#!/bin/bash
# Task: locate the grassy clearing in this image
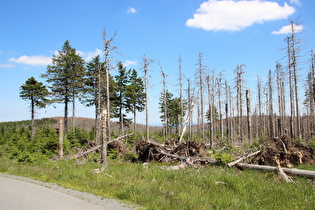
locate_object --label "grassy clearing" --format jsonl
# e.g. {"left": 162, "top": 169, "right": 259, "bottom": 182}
{"left": 0, "top": 159, "right": 314, "bottom": 210}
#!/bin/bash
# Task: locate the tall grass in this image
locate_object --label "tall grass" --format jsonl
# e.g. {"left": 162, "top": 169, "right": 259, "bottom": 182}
{"left": 0, "top": 159, "right": 314, "bottom": 209}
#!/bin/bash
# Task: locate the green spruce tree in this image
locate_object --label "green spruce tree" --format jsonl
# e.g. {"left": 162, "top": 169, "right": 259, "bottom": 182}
{"left": 19, "top": 77, "right": 49, "bottom": 138}
{"left": 42, "top": 40, "right": 85, "bottom": 133}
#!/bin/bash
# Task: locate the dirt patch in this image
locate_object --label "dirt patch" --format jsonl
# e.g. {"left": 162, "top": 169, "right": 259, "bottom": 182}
{"left": 253, "top": 135, "right": 315, "bottom": 167}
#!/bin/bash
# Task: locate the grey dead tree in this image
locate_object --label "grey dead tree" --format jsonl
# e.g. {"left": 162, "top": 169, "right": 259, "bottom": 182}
{"left": 141, "top": 54, "right": 154, "bottom": 141}
{"left": 304, "top": 50, "right": 315, "bottom": 139}
{"left": 216, "top": 72, "right": 224, "bottom": 138}
{"left": 178, "top": 55, "right": 185, "bottom": 136}
{"left": 257, "top": 75, "right": 263, "bottom": 138}
{"left": 206, "top": 73, "right": 215, "bottom": 148}
{"left": 276, "top": 62, "right": 286, "bottom": 137}
{"left": 246, "top": 89, "right": 251, "bottom": 142}
{"left": 195, "top": 52, "right": 207, "bottom": 141}
{"left": 101, "top": 30, "right": 118, "bottom": 169}
{"left": 159, "top": 62, "right": 168, "bottom": 141}
{"left": 285, "top": 19, "right": 303, "bottom": 139}
{"left": 234, "top": 64, "right": 246, "bottom": 143}
{"left": 225, "top": 80, "right": 231, "bottom": 140}
{"left": 187, "top": 78, "right": 193, "bottom": 141}
{"left": 268, "top": 69, "right": 275, "bottom": 137}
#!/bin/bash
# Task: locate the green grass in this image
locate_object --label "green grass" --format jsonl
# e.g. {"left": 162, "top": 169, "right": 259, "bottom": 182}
{"left": 0, "top": 158, "right": 314, "bottom": 210}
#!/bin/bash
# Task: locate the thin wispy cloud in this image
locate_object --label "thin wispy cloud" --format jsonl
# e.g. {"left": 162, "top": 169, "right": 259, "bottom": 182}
{"left": 127, "top": 7, "right": 137, "bottom": 14}
{"left": 9, "top": 55, "right": 52, "bottom": 66}
{"left": 272, "top": 24, "right": 304, "bottom": 35}
{"left": 290, "top": 0, "right": 301, "bottom": 6}
{"left": 0, "top": 63, "right": 14, "bottom": 68}
{"left": 78, "top": 49, "right": 103, "bottom": 61}
{"left": 124, "top": 60, "right": 138, "bottom": 67}
{"left": 186, "top": 0, "right": 296, "bottom": 32}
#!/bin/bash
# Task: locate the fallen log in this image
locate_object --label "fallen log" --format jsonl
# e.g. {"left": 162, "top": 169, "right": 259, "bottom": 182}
{"left": 227, "top": 150, "right": 261, "bottom": 167}
{"left": 237, "top": 163, "right": 315, "bottom": 179}
{"left": 67, "top": 134, "right": 133, "bottom": 160}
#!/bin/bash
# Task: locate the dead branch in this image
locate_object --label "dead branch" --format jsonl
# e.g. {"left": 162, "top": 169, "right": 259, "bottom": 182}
{"left": 67, "top": 134, "right": 133, "bottom": 160}
{"left": 156, "top": 148, "right": 216, "bottom": 165}
{"left": 227, "top": 150, "right": 261, "bottom": 167}
{"left": 275, "top": 166, "right": 294, "bottom": 183}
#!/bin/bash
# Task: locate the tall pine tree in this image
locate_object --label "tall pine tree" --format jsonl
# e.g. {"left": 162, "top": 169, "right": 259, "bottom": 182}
{"left": 42, "top": 40, "right": 85, "bottom": 133}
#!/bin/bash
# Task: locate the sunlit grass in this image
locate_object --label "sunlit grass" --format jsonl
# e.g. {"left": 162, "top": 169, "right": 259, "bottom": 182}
{"left": 0, "top": 159, "right": 314, "bottom": 209}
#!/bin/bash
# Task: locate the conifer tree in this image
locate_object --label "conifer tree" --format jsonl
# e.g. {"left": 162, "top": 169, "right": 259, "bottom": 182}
{"left": 42, "top": 40, "right": 85, "bottom": 133}
{"left": 113, "top": 62, "right": 130, "bottom": 135}
{"left": 126, "top": 68, "right": 145, "bottom": 133}
{"left": 20, "top": 77, "right": 49, "bottom": 138}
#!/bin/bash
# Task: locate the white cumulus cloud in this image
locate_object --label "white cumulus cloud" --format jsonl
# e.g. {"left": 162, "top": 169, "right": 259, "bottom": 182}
{"left": 9, "top": 55, "right": 52, "bottom": 66}
{"left": 127, "top": 7, "right": 137, "bottom": 14}
{"left": 124, "top": 60, "right": 138, "bottom": 67}
{"left": 272, "top": 24, "right": 304, "bottom": 35}
{"left": 186, "top": 0, "right": 296, "bottom": 31}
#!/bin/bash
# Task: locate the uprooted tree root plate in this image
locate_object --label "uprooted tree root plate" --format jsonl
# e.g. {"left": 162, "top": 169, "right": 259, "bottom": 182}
{"left": 251, "top": 135, "right": 315, "bottom": 167}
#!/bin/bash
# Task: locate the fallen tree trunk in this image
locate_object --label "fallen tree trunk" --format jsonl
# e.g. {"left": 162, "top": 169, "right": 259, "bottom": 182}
{"left": 227, "top": 150, "right": 260, "bottom": 167}
{"left": 67, "top": 134, "right": 133, "bottom": 160}
{"left": 237, "top": 163, "right": 315, "bottom": 179}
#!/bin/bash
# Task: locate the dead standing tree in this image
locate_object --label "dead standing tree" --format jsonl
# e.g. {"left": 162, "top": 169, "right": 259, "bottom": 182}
{"left": 195, "top": 52, "right": 207, "bottom": 141}
{"left": 276, "top": 63, "right": 286, "bottom": 137}
{"left": 234, "top": 64, "right": 246, "bottom": 143}
{"left": 141, "top": 54, "right": 154, "bottom": 141}
{"left": 159, "top": 63, "right": 168, "bottom": 141}
{"left": 101, "top": 30, "right": 118, "bottom": 169}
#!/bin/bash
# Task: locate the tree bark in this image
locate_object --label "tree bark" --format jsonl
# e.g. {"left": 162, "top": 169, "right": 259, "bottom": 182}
{"left": 58, "top": 119, "right": 64, "bottom": 159}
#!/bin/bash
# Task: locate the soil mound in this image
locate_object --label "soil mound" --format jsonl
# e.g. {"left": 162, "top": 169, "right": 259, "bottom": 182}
{"left": 254, "top": 135, "right": 315, "bottom": 167}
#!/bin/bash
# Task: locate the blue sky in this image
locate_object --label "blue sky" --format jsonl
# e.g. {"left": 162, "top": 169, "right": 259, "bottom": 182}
{"left": 0, "top": 0, "right": 314, "bottom": 125}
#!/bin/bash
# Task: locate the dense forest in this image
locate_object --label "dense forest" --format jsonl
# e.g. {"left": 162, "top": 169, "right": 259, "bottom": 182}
{"left": 2, "top": 20, "right": 315, "bottom": 166}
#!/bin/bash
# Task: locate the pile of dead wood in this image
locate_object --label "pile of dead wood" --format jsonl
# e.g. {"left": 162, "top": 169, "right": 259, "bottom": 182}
{"left": 227, "top": 135, "right": 315, "bottom": 180}
{"left": 136, "top": 139, "right": 216, "bottom": 165}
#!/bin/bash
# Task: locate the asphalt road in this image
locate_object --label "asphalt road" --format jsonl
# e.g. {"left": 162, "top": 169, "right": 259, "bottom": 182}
{"left": 0, "top": 174, "right": 133, "bottom": 210}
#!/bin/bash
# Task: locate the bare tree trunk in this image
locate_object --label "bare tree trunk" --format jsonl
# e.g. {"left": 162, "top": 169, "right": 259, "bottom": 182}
{"left": 257, "top": 76, "right": 263, "bottom": 137}
{"left": 187, "top": 79, "right": 193, "bottom": 142}
{"left": 161, "top": 68, "right": 168, "bottom": 142}
{"left": 225, "top": 81, "right": 230, "bottom": 139}
{"left": 268, "top": 69, "right": 275, "bottom": 137}
{"left": 58, "top": 119, "right": 64, "bottom": 159}
{"left": 72, "top": 95, "right": 76, "bottom": 131}
{"left": 217, "top": 73, "right": 223, "bottom": 138}
{"left": 235, "top": 65, "right": 245, "bottom": 143}
{"left": 31, "top": 97, "right": 35, "bottom": 139}
{"left": 197, "top": 52, "right": 206, "bottom": 141}
{"left": 141, "top": 55, "right": 154, "bottom": 141}
{"left": 289, "top": 21, "right": 301, "bottom": 139}
{"left": 95, "top": 64, "right": 102, "bottom": 145}
{"left": 178, "top": 56, "right": 184, "bottom": 136}
{"left": 246, "top": 90, "right": 251, "bottom": 142}
{"left": 64, "top": 95, "right": 69, "bottom": 134}
{"left": 101, "top": 29, "right": 117, "bottom": 168}
{"left": 287, "top": 37, "right": 295, "bottom": 139}
{"left": 101, "top": 109, "right": 108, "bottom": 168}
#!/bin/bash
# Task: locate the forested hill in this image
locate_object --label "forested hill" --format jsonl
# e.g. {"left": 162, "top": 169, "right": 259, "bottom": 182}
{"left": 0, "top": 117, "right": 162, "bottom": 133}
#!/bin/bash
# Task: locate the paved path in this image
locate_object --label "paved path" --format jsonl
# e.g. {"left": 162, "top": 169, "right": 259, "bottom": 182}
{"left": 0, "top": 174, "right": 133, "bottom": 210}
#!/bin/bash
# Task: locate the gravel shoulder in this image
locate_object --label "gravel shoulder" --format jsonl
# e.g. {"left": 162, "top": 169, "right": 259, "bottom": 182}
{"left": 0, "top": 173, "right": 136, "bottom": 210}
